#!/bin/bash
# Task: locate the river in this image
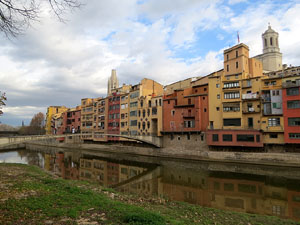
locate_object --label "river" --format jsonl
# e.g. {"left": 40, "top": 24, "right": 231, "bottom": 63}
{"left": 1, "top": 148, "right": 300, "bottom": 222}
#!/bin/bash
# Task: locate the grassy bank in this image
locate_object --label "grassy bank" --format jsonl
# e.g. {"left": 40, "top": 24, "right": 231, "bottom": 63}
{"left": 0, "top": 163, "right": 298, "bottom": 225}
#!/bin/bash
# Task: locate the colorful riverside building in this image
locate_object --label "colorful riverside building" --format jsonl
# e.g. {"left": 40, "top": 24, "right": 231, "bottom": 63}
{"left": 162, "top": 75, "right": 209, "bottom": 148}
{"left": 260, "top": 73, "right": 284, "bottom": 145}
{"left": 206, "top": 43, "right": 264, "bottom": 148}
{"left": 282, "top": 69, "right": 300, "bottom": 144}
{"left": 61, "top": 106, "right": 81, "bottom": 134}
{"left": 45, "top": 106, "right": 68, "bottom": 135}
{"left": 128, "top": 78, "right": 163, "bottom": 136}
{"left": 81, "top": 98, "right": 97, "bottom": 141}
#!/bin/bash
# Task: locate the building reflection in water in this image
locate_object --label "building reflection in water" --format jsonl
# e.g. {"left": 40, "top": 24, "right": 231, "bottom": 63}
{"left": 27, "top": 150, "right": 300, "bottom": 222}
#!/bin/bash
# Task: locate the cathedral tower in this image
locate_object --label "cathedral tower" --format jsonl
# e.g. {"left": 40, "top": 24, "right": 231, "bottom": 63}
{"left": 254, "top": 25, "right": 282, "bottom": 72}
{"left": 107, "top": 69, "right": 119, "bottom": 95}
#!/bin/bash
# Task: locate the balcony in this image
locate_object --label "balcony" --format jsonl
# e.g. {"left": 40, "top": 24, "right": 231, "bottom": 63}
{"left": 182, "top": 111, "right": 195, "bottom": 118}
{"left": 282, "top": 80, "right": 300, "bottom": 88}
{"left": 261, "top": 95, "right": 271, "bottom": 102}
{"left": 242, "top": 93, "right": 259, "bottom": 100}
{"left": 242, "top": 108, "right": 261, "bottom": 114}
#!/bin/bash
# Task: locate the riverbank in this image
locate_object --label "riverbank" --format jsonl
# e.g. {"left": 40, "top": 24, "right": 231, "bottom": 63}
{"left": 0, "top": 163, "right": 298, "bottom": 225}
{"left": 26, "top": 141, "right": 300, "bottom": 167}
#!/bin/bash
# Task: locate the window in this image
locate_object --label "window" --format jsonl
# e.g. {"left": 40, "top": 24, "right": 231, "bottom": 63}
{"left": 269, "top": 134, "right": 278, "bottom": 139}
{"left": 217, "top": 94, "right": 220, "bottom": 99}
{"left": 121, "top": 104, "right": 126, "bottom": 109}
{"left": 224, "top": 92, "right": 240, "bottom": 99}
{"left": 268, "top": 118, "right": 280, "bottom": 126}
{"left": 287, "top": 100, "right": 300, "bottom": 109}
{"left": 130, "top": 110, "right": 137, "bottom": 116}
{"left": 270, "top": 37, "right": 273, "bottom": 46}
{"left": 130, "top": 101, "right": 138, "bottom": 107}
{"left": 256, "top": 135, "right": 260, "bottom": 142}
{"left": 288, "top": 118, "right": 300, "bottom": 126}
{"left": 216, "top": 107, "right": 220, "bottom": 111}
{"left": 223, "top": 134, "right": 232, "bottom": 142}
{"left": 223, "top": 118, "right": 241, "bottom": 126}
{"left": 152, "top": 107, "right": 157, "bottom": 115}
{"left": 187, "top": 133, "right": 190, "bottom": 140}
{"left": 227, "top": 65, "right": 229, "bottom": 72}
{"left": 171, "top": 110, "right": 175, "bottom": 116}
{"left": 236, "top": 61, "right": 239, "bottom": 68}
{"left": 287, "top": 88, "right": 299, "bottom": 96}
{"left": 236, "top": 50, "right": 238, "bottom": 58}
{"left": 265, "top": 38, "right": 267, "bottom": 47}
{"left": 223, "top": 105, "right": 240, "bottom": 112}
{"left": 226, "top": 54, "right": 229, "bottom": 61}
{"left": 237, "top": 134, "right": 254, "bottom": 142}
{"left": 184, "top": 120, "right": 195, "bottom": 128}
{"left": 272, "top": 102, "right": 281, "bottom": 109}
{"left": 224, "top": 82, "right": 239, "bottom": 89}
{"left": 216, "top": 84, "right": 220, "bottom": 88}
{"left": 289, "top": 133, "right": 300, "bottom": 139}
{"left": 212, "top": 134, "right": 219, "bottom": 142}
{"left": 130, "top": 120, "right": 137, "bottom": 126}
{"left": 130, "top": 92, "right": 139, "bottom": 99}
{"left": 159, "top": 99, "right": 162, "bottom": 106}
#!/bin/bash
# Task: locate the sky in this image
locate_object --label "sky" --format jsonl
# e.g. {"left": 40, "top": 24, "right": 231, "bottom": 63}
{"left": 0, "top": 0, "right": 299, "bottom": 126}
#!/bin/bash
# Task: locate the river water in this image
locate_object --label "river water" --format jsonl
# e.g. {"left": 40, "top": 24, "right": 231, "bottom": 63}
{"left": 1, "top": 148, "right": 300, "bottom": 222}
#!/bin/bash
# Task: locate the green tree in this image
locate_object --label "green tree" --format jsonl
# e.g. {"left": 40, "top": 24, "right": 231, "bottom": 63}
{"left": 0, "top": 0, "right": 82, "bottom": 37}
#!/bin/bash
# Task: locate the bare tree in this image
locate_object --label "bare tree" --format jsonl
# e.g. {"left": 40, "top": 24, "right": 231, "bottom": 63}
{"left": 0, "top": 92, "right": 6, "bottom": 117}
{"left": 0, "top": 0, "right": 82, "bottom": 37}
{"left": 19, "top": 112, "right": 45, "bottom": 135}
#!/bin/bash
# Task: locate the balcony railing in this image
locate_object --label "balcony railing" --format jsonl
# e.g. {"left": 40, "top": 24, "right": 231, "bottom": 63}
{"left": 282, "top": 80, "right": 300, "bottom": 88}
{"left": 242, "top": 93, "right": 259, "bottom": 100}
{"left": 242, "top": 108, "right": 261, "bottom": 114}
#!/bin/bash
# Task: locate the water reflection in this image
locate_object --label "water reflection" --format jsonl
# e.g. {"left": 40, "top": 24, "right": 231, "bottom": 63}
{"left": 1, "top": 149, "right": 300, "bottom": 222}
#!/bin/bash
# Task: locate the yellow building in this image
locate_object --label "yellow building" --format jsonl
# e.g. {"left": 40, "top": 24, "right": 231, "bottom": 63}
{"left": 94, "top": 98, "right": 109, "bottom": 142}
{"left": 137, "top": 95, "right": 163, "bottom": 136}
{"left": 207, "top": 43, "right": 264, "bottom": 148}
{"left": 81, "top": 98, "right": 96, "bottom": 141}
{"left": 128, "top": 78, "right": 163, "bottom": 136}
{"left": 45, "top": 106, "right": 68, "bottom": 135}
{"left": 260, "top": 75, "right": 284, "bottom": 144}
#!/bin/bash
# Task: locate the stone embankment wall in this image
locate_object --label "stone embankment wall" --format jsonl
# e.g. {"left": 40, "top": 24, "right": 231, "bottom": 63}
{"left": 25, "top": 140, "right": 300, "bottom": 167}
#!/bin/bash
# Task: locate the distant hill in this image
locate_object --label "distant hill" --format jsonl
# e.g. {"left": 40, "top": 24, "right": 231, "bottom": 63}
{"left": 0, "top": 124, "right": 18, "bottom": 131}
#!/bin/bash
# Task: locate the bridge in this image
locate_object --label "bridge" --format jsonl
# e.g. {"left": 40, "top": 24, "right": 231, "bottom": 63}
{"left": 0, "top": 133, "right": 162, "bottom": 150}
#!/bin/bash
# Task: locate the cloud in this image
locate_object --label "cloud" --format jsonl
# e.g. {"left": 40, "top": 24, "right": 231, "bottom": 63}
{"left": 0, "top": 0, "right": 299, "bottom": 126}
{"left": 228, "top": 0, "right": 248, "bottom": 5}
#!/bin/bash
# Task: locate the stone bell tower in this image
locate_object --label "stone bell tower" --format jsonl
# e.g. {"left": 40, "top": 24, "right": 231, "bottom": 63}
{"left": 107, "top": 69, "right": 119, "bottom": 95}
{"left": 254, "top": 24, "right": 282, "bottom": 72}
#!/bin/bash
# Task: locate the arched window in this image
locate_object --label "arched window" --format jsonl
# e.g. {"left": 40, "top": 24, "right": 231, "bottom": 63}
{"left": 142, "top": 122, "right": 146, "bottom": 130}
{"left": 265, "top": 38, "right": 267, "bottom": 47}
{"left": 270, "top": 37, "right": 273, "bottom": 46}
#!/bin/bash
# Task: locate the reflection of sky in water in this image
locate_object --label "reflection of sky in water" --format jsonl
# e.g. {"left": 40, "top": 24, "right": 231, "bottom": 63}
{"left": 0, "top": 151, "right": 28, "bottom": 164}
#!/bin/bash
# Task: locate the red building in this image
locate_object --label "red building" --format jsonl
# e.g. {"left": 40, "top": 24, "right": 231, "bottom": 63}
{"left": 107, "top": 93, "right": 120, "bottom": 141}
{"left": 163, "top": 84, "right": 209, "bottom": 134}
{"left": 282, "top": 77, "right": 300, "bottom": 144}
{"left": 61, "top": 106, "right": 81, "bottom": 134}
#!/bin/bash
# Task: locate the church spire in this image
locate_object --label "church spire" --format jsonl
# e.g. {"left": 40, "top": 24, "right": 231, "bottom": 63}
{"left": 107, "top": 69, "right": 119, "bottom": 95}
